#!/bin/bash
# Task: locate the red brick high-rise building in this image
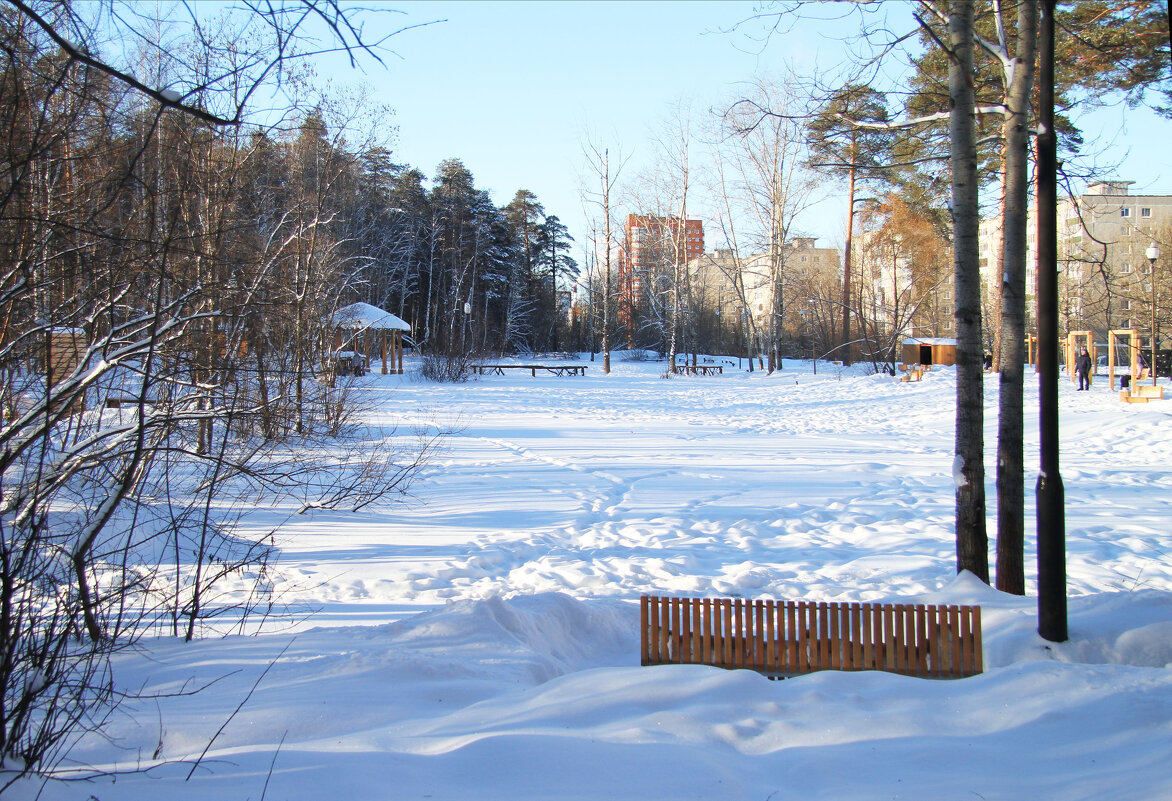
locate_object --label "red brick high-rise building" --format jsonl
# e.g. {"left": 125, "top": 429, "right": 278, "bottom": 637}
{"left": 616, "top": 214, "right": 704, "bottom": 343}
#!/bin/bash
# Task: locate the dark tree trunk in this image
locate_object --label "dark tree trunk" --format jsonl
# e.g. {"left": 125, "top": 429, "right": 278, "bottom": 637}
{"left": 950, "top": 0, "right": 989, "bottom": 582}
{"left": 996, "top": 0, "right": 1037, "bottom": 596}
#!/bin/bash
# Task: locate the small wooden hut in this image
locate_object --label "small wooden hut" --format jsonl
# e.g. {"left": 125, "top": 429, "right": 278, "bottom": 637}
{"left": 331, "top": 302, "right": 411, "bottom": 375}
{"left": 901, "top": 337, "right": 958, "bottom": 367}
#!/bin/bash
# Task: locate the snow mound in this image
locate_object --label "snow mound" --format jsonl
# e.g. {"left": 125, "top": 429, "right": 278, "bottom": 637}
{"left": 381, "top": 593, "right": 638, "bottom": 682}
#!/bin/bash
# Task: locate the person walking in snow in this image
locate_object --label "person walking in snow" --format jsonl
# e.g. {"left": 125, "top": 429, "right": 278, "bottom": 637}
{"left": 1075, "top": 347, "right": 1093, "bottom": 391}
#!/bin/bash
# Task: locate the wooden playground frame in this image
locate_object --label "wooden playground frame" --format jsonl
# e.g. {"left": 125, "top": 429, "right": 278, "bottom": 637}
{"left": 1064, "top": 330, "right": 1094, "bottom": 385}
{"left": 1106, "top": 329, "right": 1142, "bottom": 390}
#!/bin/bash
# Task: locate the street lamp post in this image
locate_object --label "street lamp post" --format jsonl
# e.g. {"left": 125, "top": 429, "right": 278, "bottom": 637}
{"left": 1148, "top": 242, "right": 1161, "bottom": 386}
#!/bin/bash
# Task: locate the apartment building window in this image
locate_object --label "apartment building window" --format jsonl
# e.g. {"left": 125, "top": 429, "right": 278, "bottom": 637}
{"left": 1121, "top": 319, "right": 1131, "bottom": 329}
{"left": 1121, "top": 263, "right": 1132, "bottom": 274}
{"left": 1122, "top": 299, "right": 1132, "bottom": 311}
{"left": 1120, "top": 207, "right": 1131, "bottom": 217}
{"left": 1141, "top": 207, "right": 1151, "bottom": 218}
{"left": 943, "top": 320, "right": 953, "bottom": 332}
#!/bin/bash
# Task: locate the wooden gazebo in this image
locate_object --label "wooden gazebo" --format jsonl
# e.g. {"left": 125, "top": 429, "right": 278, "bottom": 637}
{"left": 331, "top": 302, "right": 411, "bottom": 375}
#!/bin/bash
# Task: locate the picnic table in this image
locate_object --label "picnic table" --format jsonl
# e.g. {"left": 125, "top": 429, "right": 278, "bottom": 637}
{"left": 330, "top": 350, "right": 368, "bottom": 376}
{"left": 674, "top": 364, "right": 723, "bottom": 375}
{"left": 471, "top": 364, "right": 587, "bottom": 377}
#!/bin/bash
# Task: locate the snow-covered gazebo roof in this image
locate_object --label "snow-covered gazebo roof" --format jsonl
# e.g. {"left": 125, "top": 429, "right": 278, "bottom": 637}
{"left": 332, "top": 302, "right": 411, "bottom": 332}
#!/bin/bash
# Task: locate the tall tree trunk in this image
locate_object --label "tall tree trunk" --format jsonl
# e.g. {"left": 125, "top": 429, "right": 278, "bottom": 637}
{"left": 996, "top": 0, "right": 1037, "bottom": 595}
{"left": 842, "top": 140, "right": 856, "bottom": 366}
{"left": 950, "top": 0, "right": 989, "bottom": 582}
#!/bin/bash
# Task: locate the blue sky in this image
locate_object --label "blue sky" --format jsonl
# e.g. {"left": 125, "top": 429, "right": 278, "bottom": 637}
{"left": 336, "top": 1, "right": 1170, "bottom": 259}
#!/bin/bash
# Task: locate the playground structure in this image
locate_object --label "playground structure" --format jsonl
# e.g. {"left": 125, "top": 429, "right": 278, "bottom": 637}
{"left": 1107, "top": 328, "right": 1163, "bottom": 402}
{"left": 1063, "top": 329, "right": 1162, "bottom": 401}
{"left": 1064, "top": 330, "right": 1095, "bottom": 385}
{"left": 1025, "top": 333, "right": 1038, "bottom": 368}
{"left": 1064, "top": 326, "right": 1162, "bottom": 401}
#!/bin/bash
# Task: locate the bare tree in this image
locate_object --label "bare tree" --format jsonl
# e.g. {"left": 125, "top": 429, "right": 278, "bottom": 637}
{"left": 580, "top": 138, "right": 628, "bottom": 374}
{"left": 716, "top": 75, "right": 818, "bottom": 372}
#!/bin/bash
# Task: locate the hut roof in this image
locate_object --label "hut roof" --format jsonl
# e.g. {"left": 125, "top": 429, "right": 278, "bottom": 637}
{"left": 903, "top": 337, "right": 957, "bottom": 346}
{"left": 332, "top": 302, "right": 411, "bottom": 332}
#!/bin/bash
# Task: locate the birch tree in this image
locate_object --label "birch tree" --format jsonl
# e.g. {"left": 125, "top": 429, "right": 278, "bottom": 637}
{"left": 580, "top": 139, "right": 628, "bottom": 374}
{"left": 717, "top": 76, "right": 817, "bottom": 372}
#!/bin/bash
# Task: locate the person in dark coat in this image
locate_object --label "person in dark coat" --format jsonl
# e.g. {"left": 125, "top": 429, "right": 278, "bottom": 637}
{"left": 1075, "top": 347, "right": 1093, "bottom": 390}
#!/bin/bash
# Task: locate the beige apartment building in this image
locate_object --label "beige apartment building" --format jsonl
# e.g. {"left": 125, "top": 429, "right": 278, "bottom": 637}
{"left": 978, "top": 180, "right": 1172, "bottom": 338}
{"left": 688, "top": 239, "right": 841, "bottom": 334}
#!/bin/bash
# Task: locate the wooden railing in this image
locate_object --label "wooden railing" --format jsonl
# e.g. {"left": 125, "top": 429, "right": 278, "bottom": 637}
{"left": 640, "top": 595, "right": 982, "bottom": 679}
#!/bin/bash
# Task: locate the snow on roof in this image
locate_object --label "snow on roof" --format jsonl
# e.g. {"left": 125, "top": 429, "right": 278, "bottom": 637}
{"left": 903, "top": 337, "right": 957, "bottom": 346}
{"left": 332, "top": 302, "right": 411, "bottom": 332}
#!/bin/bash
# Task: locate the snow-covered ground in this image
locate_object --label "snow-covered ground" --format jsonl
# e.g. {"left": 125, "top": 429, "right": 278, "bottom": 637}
{"left": 16, "top": 356, "right": 1172, "bottom": 800}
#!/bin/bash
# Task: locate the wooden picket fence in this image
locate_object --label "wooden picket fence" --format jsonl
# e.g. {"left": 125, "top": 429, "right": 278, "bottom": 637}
{"left": 640, "top": 595, "right": 983, "bottom": 679}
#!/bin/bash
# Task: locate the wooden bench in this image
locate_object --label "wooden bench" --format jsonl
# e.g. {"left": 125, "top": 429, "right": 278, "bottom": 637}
{"left": 640, "top": 595, "right": 982, "bottom": 679}
{"left": 1120, "top": 384, "right": 1163, "bottom": 403}
{"left": 673, "top": 364, "right": 723, "bottom": 375}
{"left": 471, "top": 364, "right": 587, "bottom": 377}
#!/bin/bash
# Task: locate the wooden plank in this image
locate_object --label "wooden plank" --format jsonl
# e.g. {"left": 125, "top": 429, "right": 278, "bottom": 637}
{"left": 904, "top": 604, "right": 918, "bottom": 674}
{"left": 861, "top": 603, "right": 874, "bottom": 671}
{"left": 726, "top": 598, "right": 738, "bottom": 669}
{"left": 801, "top": 605, "right": 811, "bottom": 675}
{"left": 785, "top": 602, "right": 798, "bottom": 674}
{"left": 914, "top": 604, "right": 929, "bottom": 676}
{"left": 926, "top": 605, "right": 940, "bottom": 676}
{"left": 675, "top": 598, "right": 684, "bottom": 661}
{"left": 660, "top": 595, "right": 670, "bottom": 665}
{"left": 849, "top": 603, "right": 863, "bottom": 671}
{"left": 764, "top": 600, "right": 778, "bottom": 673}
{"left": 699, "top": 598, "right": 711, "bottom": 665}
{"left": 971, "top": 606, "right": 984, "bottom": 676}
{"left": 641, "top": 596, "right": 651, "bottom": 665}
{"left": 828, "top": 603, "right": 842, "bottom": 670}
{"left": 959, "top": 605, "right": 974, "bottom": 676}
{"left": 722, "top": 599, "right": 733, "bottom": 668}
{"left": 734, "top": 599, "right": 745, "bottom": 669}
{"left": 691, "top": 598, "right": 703, "bottom": 663}
{"left": 883, "top": 604, "right": 896, "bottom": 672}
{"left": 816, "top": 603, "right": 828, "bottom": 670}
{"left": 949, "top": 605, "right": 963, "bottom": 678}
{"left": 754, "top": 600, "right": 766, "bottom": 671}
{"left": 745, "top": 600, "right": 754, "bottom": 670}
{"left": 893, "top": 603, "right": 907, "bottom": 674}
{"left": 710, "top": 599, "right": 722, "bottom": 668}
{"left": 936, "top": 604, "right": 949, "bottom": 677}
